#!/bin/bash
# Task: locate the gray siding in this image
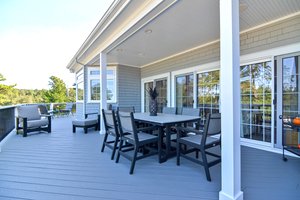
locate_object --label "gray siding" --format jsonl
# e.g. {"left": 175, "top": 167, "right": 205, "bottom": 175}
{"left": 117, "top": 65, "right": 141, "bottom": 112}
{"left": 141, "top": 14, "right": 300, "bottom": 78}
{"left": 241, "top": 14, "right": 300, "bottom": 55}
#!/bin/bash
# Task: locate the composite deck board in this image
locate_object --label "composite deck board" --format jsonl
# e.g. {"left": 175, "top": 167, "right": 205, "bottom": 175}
{"left": 0, "top": 117, "right": 299, "bottom": 200}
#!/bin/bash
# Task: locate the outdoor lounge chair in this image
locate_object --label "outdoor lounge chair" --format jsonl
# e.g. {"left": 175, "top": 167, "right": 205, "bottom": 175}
{"left": 115, "top": 111, "right": 161, "bottom": 174}
{"left": 16, "top": 105, "right": 51, "bottom": 137}
{"left": 101, "top": 109, "right": 120, "bottom": 160}
{"left": 176, "top": 113, "right": 221, "bottom": 181}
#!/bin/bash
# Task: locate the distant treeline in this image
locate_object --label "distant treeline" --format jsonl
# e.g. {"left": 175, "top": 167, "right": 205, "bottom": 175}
{"left": 0, "top": 73, "right": 75, "bottom": 106}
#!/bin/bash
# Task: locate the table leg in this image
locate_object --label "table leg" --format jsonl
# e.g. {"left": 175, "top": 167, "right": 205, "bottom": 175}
{"left": 165, "top": 125, "right": 171, "bottom": 160}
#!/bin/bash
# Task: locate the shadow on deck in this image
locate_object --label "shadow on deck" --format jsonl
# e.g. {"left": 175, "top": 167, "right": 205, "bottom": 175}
{"left": 0, "top": 117, "right": 299, "bottom": 200}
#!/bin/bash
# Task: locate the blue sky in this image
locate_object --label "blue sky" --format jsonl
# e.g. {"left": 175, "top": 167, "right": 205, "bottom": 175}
{"left": 0, "top": 0, "right": 113, "bottom": 89}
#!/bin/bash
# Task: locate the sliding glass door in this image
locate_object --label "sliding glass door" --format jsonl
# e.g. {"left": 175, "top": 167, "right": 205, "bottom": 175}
{"left": 144, "top": 78, "right": 168, "bottom": 113}
{"left": 240, "top": 61, "right": 272, "bottom": 143}
{"left": 276, "top": 53, "right": 300, "bottom": 148}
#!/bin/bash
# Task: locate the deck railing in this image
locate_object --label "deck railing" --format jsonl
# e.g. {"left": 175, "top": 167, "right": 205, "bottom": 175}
{"left": 0, "top": 105, "right": 16, "bottom": 142}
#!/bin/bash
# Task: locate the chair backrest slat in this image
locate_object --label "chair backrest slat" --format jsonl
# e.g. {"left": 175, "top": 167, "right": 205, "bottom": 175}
{"left": 102, "top": 109, "right": 118, "bottom": 135}
{"left": 181, "top": 108, "right": 200, "bottom": 116}
{"left": 117, "top": 111, "right": 138, "bottom": 142}
{"left": 162, "top": 107, "right": 176, "bottom": 115}
{"left": 202, "top": 113, "right": 221, "bottom": 145}
{"left": 117, "top": 106, "right": 135, "bottom": 113}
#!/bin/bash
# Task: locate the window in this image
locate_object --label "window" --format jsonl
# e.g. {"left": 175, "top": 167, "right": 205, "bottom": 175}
{"left": 88, "top": 67, "right": 116, "bottom": 102}
{"left": 197, "top": 70, "right": 220, "bottom": 120}
{"left": 176, "top": 74, "right": 194, "bottom": 109}
{"left": 76, "top": 69, "right": 84, "bottom": 101}
{"left": 240, "top": 61, "right": 272, "bottom": 143}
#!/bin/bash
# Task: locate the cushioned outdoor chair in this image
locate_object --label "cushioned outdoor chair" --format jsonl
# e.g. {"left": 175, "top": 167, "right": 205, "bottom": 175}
{"left": 72, "top": 113, "right": 100, "bottom": 134}
{"left": 181, "top": 107, "right": 202, "bottom": 129}
{"left": 16, "top": 105, "right": 51, "bottom": 137}
{"left": 115, "top": 111, "right": 161, "bottom": 174}
{"left": 101, "top": 109, "right": 120, "bottom": 160}
{"left": 176, "top": 113, "right": 221, "bottom": 181}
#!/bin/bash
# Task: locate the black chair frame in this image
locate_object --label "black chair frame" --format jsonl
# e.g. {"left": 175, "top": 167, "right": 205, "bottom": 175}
{"left": 101, "top": 109, "right": 120, "bottom": 160}
{"left": 115, "top": 111, "right": 161, "bottom": 174}
{"left": 176, "top": 113, "right": 221, "bottom": 181}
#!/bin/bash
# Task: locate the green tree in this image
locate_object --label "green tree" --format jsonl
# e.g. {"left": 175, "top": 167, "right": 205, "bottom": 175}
{"left": 67, "top": 87, "right": 76, "bottom": 102}
{"left": 0, "top": 73, "right": 16, "bottom": 106}
{"left": 44, "top": 76, "right": 69, "bottom": 103}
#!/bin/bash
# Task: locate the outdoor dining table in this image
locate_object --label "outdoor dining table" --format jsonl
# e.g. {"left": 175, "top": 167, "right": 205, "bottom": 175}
{"left": 134, "top": 112, "right": 201, "bottom": 163}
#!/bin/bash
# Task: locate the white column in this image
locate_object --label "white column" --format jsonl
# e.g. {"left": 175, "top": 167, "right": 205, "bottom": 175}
{"left": 219, "top": 0, "right": 243, "bottom": 200}
{"left": 100, "top": 52, "right": 107, "bottom": 134}
{"left": 83, "top": 65, "right": 87, "bottom": 118}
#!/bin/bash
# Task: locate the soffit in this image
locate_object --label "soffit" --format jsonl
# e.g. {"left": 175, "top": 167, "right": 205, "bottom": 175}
{"left": 102, "top": 0, "right": 300, "bottom": 67}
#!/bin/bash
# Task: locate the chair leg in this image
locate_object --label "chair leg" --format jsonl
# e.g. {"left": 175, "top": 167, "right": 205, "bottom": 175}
{"left": 201, "top": 150, "right": 211, "bottom": 181}
{"left": 101, "top": 133, "right": 109, "bottom": 152}
{"left": 111, "top": 136, "right": 119, "bottom": 160}
{"left": 130, "top": 146, "right": 138, "bottom": 174}
{"left": 176, "top": 141, "right": 180, "bottom": 166}
{"left": 116, "top": 139, "right": 124, "bottom": 163}
{"left": 84, "top": 127, "right": 87, "bottom": 134}
{"left": 73, "top": 125, "right": 76, "bottom": 133}
{"left": 23, "top": 119, "right": 28, "bottom": 137}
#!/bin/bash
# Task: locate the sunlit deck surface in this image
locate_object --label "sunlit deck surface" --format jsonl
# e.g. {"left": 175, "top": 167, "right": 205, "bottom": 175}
{"left": 0, "top": 117, "right": 299, "bottom": 200}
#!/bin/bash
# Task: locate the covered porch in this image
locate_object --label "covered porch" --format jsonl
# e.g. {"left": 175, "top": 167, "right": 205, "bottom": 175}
{"left": 0, "top": 117, "right": 299, "bottom": 200}
{"left": 66, "top": 1, "right": 300, "bottom": 199}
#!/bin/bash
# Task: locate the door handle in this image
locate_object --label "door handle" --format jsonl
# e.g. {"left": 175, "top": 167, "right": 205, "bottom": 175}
{"left": 279, "top": 115, "right": 282, "bottom": 119}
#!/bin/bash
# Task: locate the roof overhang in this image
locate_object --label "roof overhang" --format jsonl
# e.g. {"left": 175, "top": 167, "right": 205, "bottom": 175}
{"left": 67, "top": 0, "right": 300, "bottom": 72}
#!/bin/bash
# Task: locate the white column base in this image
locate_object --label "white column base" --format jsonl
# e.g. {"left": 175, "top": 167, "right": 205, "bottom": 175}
{"left": 99, "top": 130, "right": 105, "bottom": 135}
{"left": 219, "top": 191, "right": 244, "bottom": 200}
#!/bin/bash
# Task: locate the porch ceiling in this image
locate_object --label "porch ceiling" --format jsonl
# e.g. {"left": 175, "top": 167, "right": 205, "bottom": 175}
{"left": 102, "top": 0, "right": 300, "bottom": 67}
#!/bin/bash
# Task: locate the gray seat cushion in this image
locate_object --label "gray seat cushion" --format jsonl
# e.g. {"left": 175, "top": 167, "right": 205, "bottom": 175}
{"left": 180, "top": 134, "right": 220, "bottom": 146}
{"left": 72, "top": 118, "right": 98, "bottom": 126}
{"left": 20, "top": 118, "right": 49, "bottom": 128}
{"left": 125, "top": 132, "right": 158, "bottom": 142}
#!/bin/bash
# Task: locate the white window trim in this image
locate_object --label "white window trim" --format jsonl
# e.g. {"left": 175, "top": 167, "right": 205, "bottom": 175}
{"left": 141, "top": 73, "right": 171, "bottom": 112}
{"left": 87, "top": 66, "right": 117, "bottom": 103}
{"left": 76, "top": 69, "right": 84, "bottom": 103}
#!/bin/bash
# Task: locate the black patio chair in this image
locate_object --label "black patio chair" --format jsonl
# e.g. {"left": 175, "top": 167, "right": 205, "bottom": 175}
{"left": 162, "top": 107, "right": 177, "bottom": 115}
{"left": 176, "top": 113, "right": 221, "bottom": 181}
{"left": 181, "top": 107, "right": 201, "bottom": 129}
{"left": 101, "top": 109, "right": 120, "bottom": 160}
{"left": 115, "top": 111, "right": 161, "bottom": 174}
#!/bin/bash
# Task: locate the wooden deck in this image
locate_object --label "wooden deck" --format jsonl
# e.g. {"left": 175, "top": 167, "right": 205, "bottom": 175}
{"left": 0, "top": 117, "right": 299, "bottom": 200}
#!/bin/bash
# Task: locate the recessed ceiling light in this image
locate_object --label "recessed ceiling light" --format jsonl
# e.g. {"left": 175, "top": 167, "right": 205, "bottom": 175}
{"left": 138, "top": 52, "right": 145, "bottom": 57}
{"left": 144, "top": 29, "right": 152, "bottom": 34}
